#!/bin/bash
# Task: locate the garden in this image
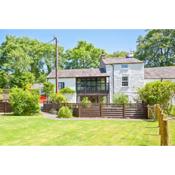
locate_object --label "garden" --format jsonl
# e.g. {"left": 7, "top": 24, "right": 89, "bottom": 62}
{"left": 0, "top": 80, "right": 175, "bottom": 145}
{"left": 0, "top": 114, "right": 175, "bottom": 146}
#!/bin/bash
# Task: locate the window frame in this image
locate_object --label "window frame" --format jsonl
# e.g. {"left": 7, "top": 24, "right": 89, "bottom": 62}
{"left": 122, "top": 76, "right": 129, "bottom": 87}
{"left": 58, "top": 82, "right": 65, "bottom": 89}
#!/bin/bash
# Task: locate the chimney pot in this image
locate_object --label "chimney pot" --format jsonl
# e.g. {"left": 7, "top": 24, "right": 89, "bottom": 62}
{"left": 100, "top": 54, "right": 106, "bottom": 60}
{"left": 126, "top": 51, "right": 134, "bottom": 58}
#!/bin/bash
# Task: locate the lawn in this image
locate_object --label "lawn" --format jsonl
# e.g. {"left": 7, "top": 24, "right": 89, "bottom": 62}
{"left": 0, "top": 114, "right": 174, "bottom": 146}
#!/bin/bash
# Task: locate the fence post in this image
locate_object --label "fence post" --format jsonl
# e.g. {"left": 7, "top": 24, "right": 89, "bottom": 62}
{"left": 161, "top": 119, "right": 169, "bottom": 146}
{"left": 78, "top": 104, "right": 81, "bottom": 117}
{"left": 4, "top": 101, "right": 6, "bottom": 114}
{"left": 123, "top": 104, "right": 125, "bottom": 118}
{"left": 147, "top": 105, "right": 150, "bottom": 118}
{"left": 100, "top": 103, "right": 102, "bottom": 117}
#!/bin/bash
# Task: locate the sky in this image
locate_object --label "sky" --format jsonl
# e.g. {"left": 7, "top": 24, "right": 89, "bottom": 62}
{"left": 0, "top": 29, "right": 146, "bottom": 53}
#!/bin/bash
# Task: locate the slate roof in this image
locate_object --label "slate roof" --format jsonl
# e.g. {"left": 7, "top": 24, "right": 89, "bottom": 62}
{"left": 144, "top": 66, "right": 175, "bottom": 79}
{"left": 47, "top": 68, "right": 109, "bottom": 78}
{"left": 102, "top": 57, "right": 143, "bottom": 65}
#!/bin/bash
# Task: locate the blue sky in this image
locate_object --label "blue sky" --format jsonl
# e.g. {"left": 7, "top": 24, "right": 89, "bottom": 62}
{"left": 0, "top": 29, "right": 146, "bottom": 53}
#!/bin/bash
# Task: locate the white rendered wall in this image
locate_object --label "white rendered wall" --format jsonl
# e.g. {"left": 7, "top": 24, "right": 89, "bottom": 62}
{"left": 48, "top": 78, "right": 77, "bottom": 103}
{"left": 106, "top": 63, "right": 144, "bottom": 103}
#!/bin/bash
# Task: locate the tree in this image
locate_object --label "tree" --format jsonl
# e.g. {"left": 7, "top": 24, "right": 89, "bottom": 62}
{"left": 63, "top": 41, "right": 105, "bottom": 69}
{"left": 0, "top": 35, "right": 64, "bottom": 83}
{"left": 0, "top": 70, "right": 11, "bottom": 88}
{"left": 10, "top": 72, "right": 35, "bottom": 89}
{"left": 113, "top": 93, "right": 128, "bottom": 104}
{"left": 43, "top": 82, "right": 54, "bottom": 97}
{"left": 108, "top": 51, "right": 128, "bottom": 58}
{"left": 138, "top": 80, "right": 175, "bottom": 111}
{"left": 135, "top": 30, "right": 175, "bottom": 67}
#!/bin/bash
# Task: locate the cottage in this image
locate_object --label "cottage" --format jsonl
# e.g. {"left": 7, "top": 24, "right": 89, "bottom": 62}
{"left": 47, "top": 56, "right": 175, "bottom": 104}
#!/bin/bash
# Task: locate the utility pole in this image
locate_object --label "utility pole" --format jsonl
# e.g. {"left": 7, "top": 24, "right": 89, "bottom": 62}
{"left": 53, "top": 36, "right": 58, "bottom": 93}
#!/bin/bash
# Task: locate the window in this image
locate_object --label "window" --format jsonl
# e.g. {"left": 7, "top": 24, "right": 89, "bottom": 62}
{"left": 121, "top": 64, "right": 128, "bottom": 69}
{"left": 58, "top": 82, "right": 65, "bottom": 89}
{"left": 122, "top": 76, "right": 128, "bottom": 87}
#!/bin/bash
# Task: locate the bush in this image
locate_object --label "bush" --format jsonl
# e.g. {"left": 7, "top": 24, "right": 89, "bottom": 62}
{"left": 57, "top": 106, "right": 73, "bottom": 118}
{"left": 168, "top": 105, "right": 175, "bottom": 116}
{"left": 59, "top": 87, "right": 75, "bottom": 94}
{"left": 138, "top": 80, "right": 175, "bottom": 111}
{"left": 0, "top": 88, "right": 2, "bottom": 100}
{"left": 49, "top": 93, "right": 67, "bottom": 104}
{"left": 43, "top": 82, "right": 54, "bottom": 97}
{"left": 9, "top": 87, "right": 40, "bottom": 115}
{"left": 113, "top": 93, "right": 128, "bottom": 104}
{"left": 81, "top": 97, "right": 91, "bottom": 108}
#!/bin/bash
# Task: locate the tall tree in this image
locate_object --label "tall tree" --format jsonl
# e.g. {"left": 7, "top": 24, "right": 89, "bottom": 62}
{"left": 108, "top": 51, "right": 128, "bottom": 58}
{"left": 0, "top": 35, "right": 64, "bottom": 82}
{"left": 63, "top": 41, "right": 105, "bottom": 69}
{"left": 135, "top": 30, "right": 175, "bottom": 67}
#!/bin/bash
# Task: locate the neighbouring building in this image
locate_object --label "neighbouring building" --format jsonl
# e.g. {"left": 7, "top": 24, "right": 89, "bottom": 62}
{"left": 47, "top": 56, "right": 175, "bottom": 104}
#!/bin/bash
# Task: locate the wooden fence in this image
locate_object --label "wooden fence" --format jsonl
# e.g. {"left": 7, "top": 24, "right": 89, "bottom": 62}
{"left": 43, "top": 102, "right": 148, "bottom": 119}
{"left": 0, "top": 101, "right": 12, "bottom": 113}
{"left": 148, "top": 104, "right": 169, "bottom": 146}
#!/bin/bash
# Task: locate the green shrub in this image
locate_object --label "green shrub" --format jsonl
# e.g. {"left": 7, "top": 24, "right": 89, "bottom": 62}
{"left": 168, "top": 105, "right": 175, "bottom": 116}
{"left": 57, "top": 106, "right": 73, "bottom": 118}
{"left": 138, "top": 80, "right": 175, "bottom": 111}
{"left": 59, "top": 87, "right": 75, "bottom": 94}
{"left": 113, "top": 93, "right": 128, "bottom": 104}
{"left": 49, "top": 93, "right": 67, "bottom": 104}
{"left": 0, "top": 88, "right": 2, "bottom": 100}
{"left": 43, "top": 82, "right": 54, "bottom": 97}
{"left": 81, "top": 97, "right": 91, "bottom": 108}
{"left": 99, "top": 96, "right": 106, "bottom": 104}
{"left": 9, "top": 87, "right": 40, "bottom": 115}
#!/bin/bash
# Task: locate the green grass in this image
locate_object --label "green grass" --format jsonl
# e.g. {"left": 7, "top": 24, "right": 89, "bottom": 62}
{"left": 0, "top": 114, "right": 175, "bottom": 145}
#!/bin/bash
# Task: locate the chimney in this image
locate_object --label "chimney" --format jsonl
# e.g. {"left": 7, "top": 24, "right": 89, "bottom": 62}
{"left": 100, "top": 53, "right": 106, "bottom": 60}
{"left": 126, "top": 51, "right": 134, "bottom": 58}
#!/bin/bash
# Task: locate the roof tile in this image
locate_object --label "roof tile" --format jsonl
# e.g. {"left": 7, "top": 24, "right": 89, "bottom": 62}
{"left": 48, "top": 68, "right": 109, "bottom": 78}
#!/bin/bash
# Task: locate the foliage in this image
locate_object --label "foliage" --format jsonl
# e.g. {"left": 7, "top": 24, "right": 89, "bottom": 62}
{"left": 49, "top": 93, "right": 67, "bottom": 104}
{"left": 59, "top": 87, "right": 75, "bottom": 94}
{"left": 108, "top": 51, "right": 128, "bottom": 58}
{"left": 99, "top": 96, "right": 106, "bottom": 104}
{"left": 43, "top": 82, "right": 54, "bottom": 97}
{"left": 138, "top": 81, "right": 175, "bottom": 110}
{"left": 169, "top": 105, "right": 175, "bottom": 116}
{"left": 57, "top": 106, "right": 73, "bottom": 118}
{"left": 63, "top": 41, "right": 105, "bottom": 69}
{"left": 0, "top": 88, "right": 2, "bottom": 100}
{"left": 81, "top": 97, "right": 91, "bottom": 107}
{"left": 11, "top": 72, "right": 35, "bottom": 89}
{"left": 9, "top": 87, "right": 40, "bottom": 115}
{"left": 113, "top": 93, "right": 129, "bottom": 104}
{"left": 0, "top": 35, "right": 64, "bottom": 87}
{"left": 0, "top": 70, "right": 11, "bottom": 88}
{"left": 135, "top": 29, "right": 175, "bottom": 67}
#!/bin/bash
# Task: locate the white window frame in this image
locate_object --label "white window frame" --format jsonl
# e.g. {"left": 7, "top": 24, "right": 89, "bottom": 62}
{"left": 121, "top": 64, "right": 128, "bottom": 69}
{"left": 122, "top": 76, "right": 129, "bottom": 87}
